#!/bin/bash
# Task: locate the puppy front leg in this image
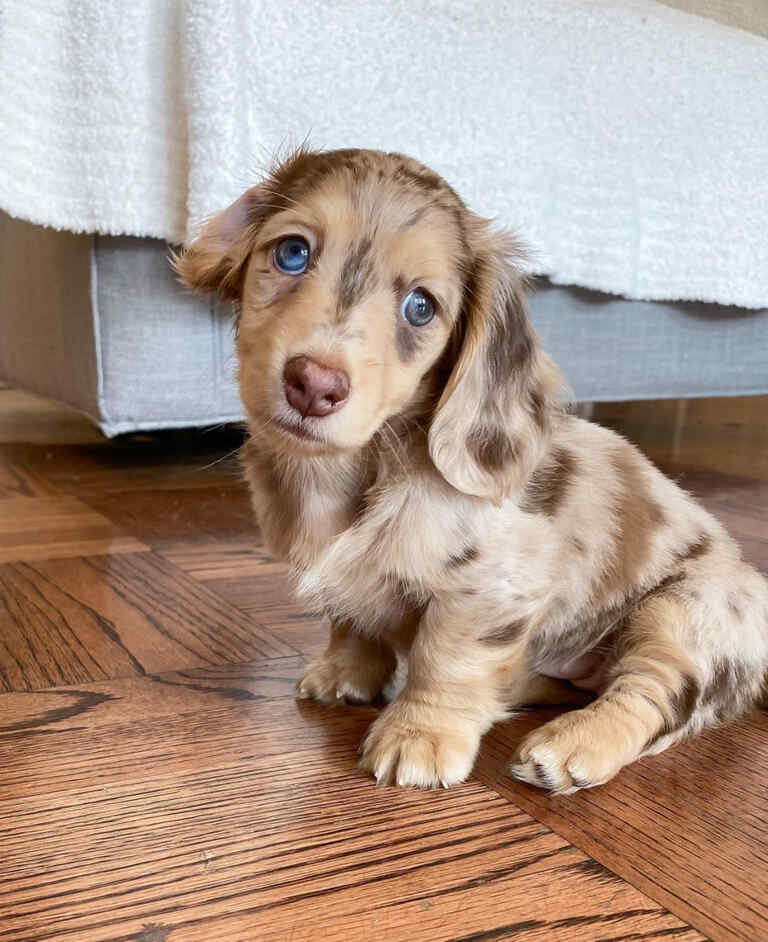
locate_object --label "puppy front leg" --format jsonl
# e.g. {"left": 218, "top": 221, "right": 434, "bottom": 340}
{"left": 359, "top": 601, "right": 507, "bottom": 787}
{"left": 297, "top": 619, "right": 396, "bottom": 705}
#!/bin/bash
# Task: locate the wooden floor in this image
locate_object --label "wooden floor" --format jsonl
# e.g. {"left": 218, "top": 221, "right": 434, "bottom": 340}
{"left": 1, "top": 389, "right": 766, "bottom": 942}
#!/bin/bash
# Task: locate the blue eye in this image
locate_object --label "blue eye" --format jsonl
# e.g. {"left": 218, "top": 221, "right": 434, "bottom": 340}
{"left": 274, "top": 236, "right": 310, "bottom": 274}
{"left": 401, "top": 288, "right": 435, "bottom": 326}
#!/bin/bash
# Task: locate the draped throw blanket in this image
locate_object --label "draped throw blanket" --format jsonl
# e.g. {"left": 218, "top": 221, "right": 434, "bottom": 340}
{"left": 1, "top": 0, "right": 767, "bottom": 308}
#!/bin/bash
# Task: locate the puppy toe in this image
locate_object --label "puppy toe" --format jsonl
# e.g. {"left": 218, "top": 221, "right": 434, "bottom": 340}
{"left": 296, "top": 661, "right": 339, "bottom": 705}
{"left": 509, "top": 714, "right": 623, "bottom": 794}
{"left": 394, "top": 736, "right": 438, "bottom": 789}
{"left": 297, "top": 657, "right": 383, "bottom": 706}
{"left": 336, "top": 682, "right": 370, "bottom": 705}
{"left": 509, "top": 747, "right": 575, "bottom": 794}
{"left": 359, "top": 710, "right": 477, "bottom": 789}
{"left": 358, "top": 726, "right": 399, "bottom": 786}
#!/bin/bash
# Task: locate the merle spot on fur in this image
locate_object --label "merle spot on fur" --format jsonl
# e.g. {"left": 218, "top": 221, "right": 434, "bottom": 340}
{"left": 267, "top": 148, "right": 366, "bottom": 208}
{"left": 670, "top": 674, "right": 700, "bottom": 728}
{"left": 391, "top": 160, "right": 446, "bottom": 195}
{"left": 701, "top": 659, "right": 750, "bottom": 722}
{"left": 645, "top": 672, "right": 701, "bottom": 748}
{"left": 529, "top": 388, "right": 548, "bottom": 431}
{"left": 486, "top": 291, "right": 533, "bottom": 386}
{"left": 447, "top": 545, "right": 480, "bottom": 568}
{"left": 570, "top": 535, "right": 587, "bottom": 554}
{"left": 482, "top": 618, "right": 528, "bottom": 645}
{"left": 468, "top": 428, "right": 517, "bottom": 473}
{"left": 521, "top": 447, "right": 577, "bottom": 517}
{"left": 686, "top": 534, "right": 713, "bottom": 561}
{"left": 643, "top": 570, "right": 687, "bottom": 602}
{"left": 337, "top": 237, "right": 376, "bottom": 317}
{"left": 595, "top": 448, "right": 671, "bottom": 604}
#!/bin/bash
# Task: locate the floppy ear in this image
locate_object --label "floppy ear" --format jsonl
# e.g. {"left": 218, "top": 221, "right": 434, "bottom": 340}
{"left": 171, "top": 188, "right": 265, "bottom": 301}
{"left": 428, "top": 226, "right": 562, "bottom": 504}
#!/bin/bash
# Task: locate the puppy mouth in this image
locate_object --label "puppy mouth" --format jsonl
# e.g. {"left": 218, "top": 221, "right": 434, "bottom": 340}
{"left": 271, "top": 415, "right": 328, "bottom": 444}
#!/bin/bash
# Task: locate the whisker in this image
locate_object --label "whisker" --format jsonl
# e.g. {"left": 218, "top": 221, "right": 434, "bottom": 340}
{"left": 190, "top": 444, "right": 244, "bottom": 474}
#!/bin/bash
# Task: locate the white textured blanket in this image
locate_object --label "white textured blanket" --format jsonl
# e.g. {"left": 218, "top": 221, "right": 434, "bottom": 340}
{"left": 1, "top": 0, "right": 767, "bottom": 308}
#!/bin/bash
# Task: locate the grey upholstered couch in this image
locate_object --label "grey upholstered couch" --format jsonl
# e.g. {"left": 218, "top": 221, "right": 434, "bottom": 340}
{"left": 1, "top": 211, "right": 766, "bottom": 437}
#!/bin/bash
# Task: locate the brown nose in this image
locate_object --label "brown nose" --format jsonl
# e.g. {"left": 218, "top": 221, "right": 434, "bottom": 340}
{"left": 283, "top": 356, "right": 350, "bottom": 418}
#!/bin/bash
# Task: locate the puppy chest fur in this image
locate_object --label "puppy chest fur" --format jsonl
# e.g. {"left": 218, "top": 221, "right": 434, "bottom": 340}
{"left": 177, "top": 147, "right": 768, "bottom": 793}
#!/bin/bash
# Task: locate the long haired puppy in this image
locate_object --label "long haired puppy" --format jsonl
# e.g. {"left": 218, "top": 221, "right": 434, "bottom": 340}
{"left": 175, "top": 148, "right": 768, "bottom": 793}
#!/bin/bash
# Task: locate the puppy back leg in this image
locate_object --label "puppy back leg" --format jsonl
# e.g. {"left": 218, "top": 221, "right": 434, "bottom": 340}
{"left": 510, "top": 593, "right": 703, "bottom": 792}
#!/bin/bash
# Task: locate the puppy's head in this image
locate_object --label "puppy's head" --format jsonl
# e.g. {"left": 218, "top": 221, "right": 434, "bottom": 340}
{"left": 175, "top": 148, "right": 561, "bottom": 501}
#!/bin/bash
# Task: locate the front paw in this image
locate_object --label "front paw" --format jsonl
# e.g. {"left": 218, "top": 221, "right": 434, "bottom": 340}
{"left": 359, "top": 702, "right": 480, "bottom": 788}
{"left": 296, "top": 653, "right": 391, "bottom": 706}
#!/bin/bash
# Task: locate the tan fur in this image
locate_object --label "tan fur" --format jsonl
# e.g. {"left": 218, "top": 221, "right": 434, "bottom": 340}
{"left": 297, "top": 619, "right": 396, "bottom": 705}
{"left": 176, "top": 147, "right": 768, "bottom": 793}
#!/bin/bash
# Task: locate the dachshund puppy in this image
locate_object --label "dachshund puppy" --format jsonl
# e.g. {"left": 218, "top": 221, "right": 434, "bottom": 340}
{"left": 175, "top": 148, "right": 768, "bottom": 793}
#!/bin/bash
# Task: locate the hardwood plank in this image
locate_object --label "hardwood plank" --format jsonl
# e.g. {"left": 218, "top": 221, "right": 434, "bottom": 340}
{"left": 665, "top": 468, "right": 768, "bottom": 509}
{"left": 0, "top": 553, "right": 293, "bottom": 691}
{"left": 0, "top": 690, "right": 702, "bottom": 942}
{"left": 0, "top": 455, "right": 62, "bottom": 500}
{"left": 0, "top": 657, "right": 305, "bottom": 740}
{"left": 1, "top": 391, "right": 763, "bottom": 939}
{"left": 475, "top": 706, "right": 768, "bottom": 942}
{"left": 164, "top": 545, "right": 328, "bottom": 655}
{"left": 0, "top": 497, "right": 146, "bottom": 564}
{"left": 2, "top": 432, "right": 245, "bottom": 498}
{"left": 83, "top": 485, "right": 259, "bottom": 554}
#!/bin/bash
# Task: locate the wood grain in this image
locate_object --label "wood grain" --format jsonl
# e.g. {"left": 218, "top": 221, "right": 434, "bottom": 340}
{"left": 0, "top": 553, "right": 293, "bottom": 691}
{"left": 165, "top": 545, "right": 328, "bottom": 655}
{"left": 0, "top": 686, "right": 703, "bottom": 942}
{"left": 0, "top": 455, "right": 62, "bottom": 500}
{"left": 84, "top": 485, "right": 258, "bottom": 554}
{"left": 1, "top": 389, "right": 765, "bottom": 940}
{"left": 0, "top": 657, "right": 305, "bottom": 739}
{"left": 2, "top": 433, "right": 245, "bottom": 498}
{"left": 0, "top": 497, "right": 146, "bottom": 563}
{"left": 475, "top": 706, "right": 768, "bottom": 942}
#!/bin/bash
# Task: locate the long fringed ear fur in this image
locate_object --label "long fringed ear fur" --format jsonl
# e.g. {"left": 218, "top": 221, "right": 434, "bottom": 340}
{"left": 428, "top": 223, "right": 563, "bottom": 504}
{"left": 170, "top": 187, "right": 268, "bottom": 301}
